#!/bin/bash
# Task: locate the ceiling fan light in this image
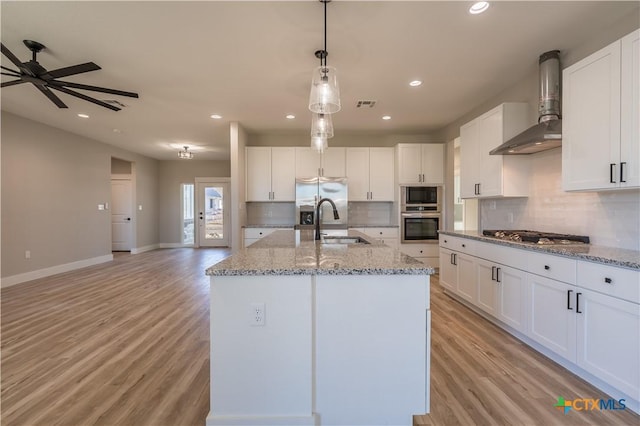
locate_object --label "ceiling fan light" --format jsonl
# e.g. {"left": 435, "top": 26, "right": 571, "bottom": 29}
{"left": 311, "top": 136, "right": 328, "bottom": 153}
{"left": 308, "top": 66, "right": 341, "bottom": 114}
{"left": 310, "top": 112, "right": 334, "bottom": 139}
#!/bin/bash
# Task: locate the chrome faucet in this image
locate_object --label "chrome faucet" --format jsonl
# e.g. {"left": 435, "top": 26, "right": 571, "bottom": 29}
{"left": 315, "top": 198, "right": 340, "bottom": 240}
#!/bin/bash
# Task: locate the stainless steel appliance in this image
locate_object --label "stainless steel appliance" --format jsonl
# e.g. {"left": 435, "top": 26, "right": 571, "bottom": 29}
{"left": 401, "top": 185, "right": 442, "bottom": 243}
{"left": 482, "top": 229, "right": 590, "bottom": 245}
{"left": 295, "top": 177, "right": 348, "bottom": 227}
{"left": 401, "top": 186, "right": 441, "bottom": 211}
{"left": 490, "top": 50, "right": 563, "bottom": 155}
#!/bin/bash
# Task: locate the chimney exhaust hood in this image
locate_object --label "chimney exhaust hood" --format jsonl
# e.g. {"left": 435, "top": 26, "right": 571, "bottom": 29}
{"left": 490, "top": 50, "right": 562, "bottom": 155}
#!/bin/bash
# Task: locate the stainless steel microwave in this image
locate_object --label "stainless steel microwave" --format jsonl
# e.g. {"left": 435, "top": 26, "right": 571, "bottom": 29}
{"left": 401, "top": 186, "right": 441, "bottom": 211}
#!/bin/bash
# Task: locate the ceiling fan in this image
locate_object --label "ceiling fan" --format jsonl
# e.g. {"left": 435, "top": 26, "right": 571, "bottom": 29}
{"left": 1, "top": 40, "right": 138, "bottom": 111}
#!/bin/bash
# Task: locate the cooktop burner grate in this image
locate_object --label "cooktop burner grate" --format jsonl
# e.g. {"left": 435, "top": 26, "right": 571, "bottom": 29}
{"left": 482, "top": 230, "right": 590, "bottom": 245}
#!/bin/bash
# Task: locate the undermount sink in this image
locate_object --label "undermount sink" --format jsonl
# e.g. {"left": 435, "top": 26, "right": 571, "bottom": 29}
{"left": 320, "top": 236, "right": 370, "bottom": 245}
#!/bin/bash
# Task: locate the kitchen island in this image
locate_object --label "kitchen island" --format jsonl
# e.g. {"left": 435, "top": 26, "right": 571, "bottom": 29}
{"left": 205, "top": 230, "right": 434, "bottom": 426}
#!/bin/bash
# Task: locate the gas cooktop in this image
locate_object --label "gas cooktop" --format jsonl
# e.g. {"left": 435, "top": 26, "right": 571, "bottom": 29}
{"left": 482, "top": 230, "right": 590, "bottom": 245}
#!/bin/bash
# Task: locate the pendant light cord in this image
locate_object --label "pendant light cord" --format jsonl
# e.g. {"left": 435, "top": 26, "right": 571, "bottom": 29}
{"left": 323, "top": 0, "right": 327, "bottom": 67}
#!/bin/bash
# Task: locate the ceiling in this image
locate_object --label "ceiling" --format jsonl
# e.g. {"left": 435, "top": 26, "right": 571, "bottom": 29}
{"left": 1, "top": 1, "right": 637, "bottom": 161}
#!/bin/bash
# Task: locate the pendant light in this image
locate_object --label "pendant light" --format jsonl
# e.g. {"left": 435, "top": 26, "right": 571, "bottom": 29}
{"left": 310, "top": 112, "right": 334, "bottom": 139}
{"left": 308, "top": 0, "right": 341, "bottom": 114}
{"left": 311, "top": 136, "right": 328, "bottom": 153}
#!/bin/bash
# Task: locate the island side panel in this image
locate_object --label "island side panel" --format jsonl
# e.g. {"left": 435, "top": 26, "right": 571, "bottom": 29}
{"left": 315, "top": 274, "right": 430, "bottom": 425}
{"left": 208, "top": 275, "right": 314, "bottom": 424}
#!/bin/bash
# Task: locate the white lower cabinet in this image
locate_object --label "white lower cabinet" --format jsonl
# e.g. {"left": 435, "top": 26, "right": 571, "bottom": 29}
{"left": 528, "top": 274, "right": 577, "bottom": 361}
{"left": 576, "top": 288, "right": 640, "bottom": 399}
{"left": 243, "top": 228, "right": 277, "bottom": 248}
{"left": 401, "top": 243, "right": 439, "bottom": 269}
{"left": 439, "top": 233, "right": 640, "bottom": 408}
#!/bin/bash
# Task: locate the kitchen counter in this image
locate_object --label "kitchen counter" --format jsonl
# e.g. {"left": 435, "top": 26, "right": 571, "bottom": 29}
{"left": 439, "top": 230, "right": 640, "bottom": 270}
{"left": 207, "top": 229, "right": 433, "bottom": 276}
{"left": 242, "top": 224, "right": 295, "bottom": 228}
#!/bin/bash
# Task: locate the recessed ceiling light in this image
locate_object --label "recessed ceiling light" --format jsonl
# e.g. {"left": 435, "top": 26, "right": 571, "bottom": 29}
{"left": 535, "top": 142, "right": 543, "bottom": 145}
{"left": 469, "top": 1, "right": 490, "bottom": 15}
{"left": 409, "top": 80, "right": 422, "bottom": 87}
{"left": 77, "top": 113, "right": 89, "bottom": 118}
{"left": 382, "top": 115, "right": 391, "bottom": 120}
{"left": 210, "top": 114, "right": 222, "bottom": 119}
{"left": 113, "top": 128, "right": 122, "bottom": 133}
{"left": 286, "top": 114, "right": 295, "bottom": 119}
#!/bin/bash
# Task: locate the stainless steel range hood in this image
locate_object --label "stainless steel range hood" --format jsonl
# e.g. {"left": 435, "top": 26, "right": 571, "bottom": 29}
{"left": 490, "top": 50, "right": 562, "bottom": 155}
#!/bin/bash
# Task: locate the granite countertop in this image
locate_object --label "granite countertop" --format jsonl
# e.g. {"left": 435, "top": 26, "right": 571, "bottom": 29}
{"left": 243, "top": 224, "right": 295, "bottom": 228}
{"left": 207, "top": 230, "right": 434, "bottom": 276}
{"left": 348, "top": 224, "right": 399, "bottom": 228}
{"left": 439, "top": 230, "right": 640, "bottom": 270}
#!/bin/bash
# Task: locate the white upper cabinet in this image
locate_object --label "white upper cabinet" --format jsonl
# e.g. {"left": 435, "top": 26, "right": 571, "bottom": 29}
{"left": 563, "top": 29, "right": 639, "bottom": 191}
{"left": 459, "top": 102, "right": 531, "bottom": 199}
{"left": 396, "top": 144, "right": 444, "bottom": 185}
{"left": 346, "top": 147, "right": 394, "bottom": 201}
{"left": 295, "top": 147, "right": 346, "bottom": 178}
{"left": 246, "top": 147, "right": 296, "bottom": 201}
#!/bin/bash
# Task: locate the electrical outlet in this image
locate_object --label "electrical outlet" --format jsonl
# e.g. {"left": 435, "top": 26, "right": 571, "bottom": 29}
{"left": 25, "top": 250, "right": 31, "bottom": 259}
{"left": 250, "top": 303, "right": 265, "bottom": 326}
{"left": 489, "top": 201, "right": 497, "bottom": 210}
{"left": 507, "top": 212, "right": 514, "bottom": 223}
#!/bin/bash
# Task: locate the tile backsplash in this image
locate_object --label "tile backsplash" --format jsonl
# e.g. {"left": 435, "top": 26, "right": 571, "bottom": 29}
{"left": 348, "top": 202, "right": 396, "bottom": 226}
{"left": 480, "top": 148, "right": 640, "bottom": 251}
{"left": 246, "top": 202, "right": 295, "bottom": 226}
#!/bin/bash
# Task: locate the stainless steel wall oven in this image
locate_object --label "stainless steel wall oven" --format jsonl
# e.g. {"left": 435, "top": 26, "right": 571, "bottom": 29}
{"left": 401, "top": 186, "right": 442, "bottom": 243}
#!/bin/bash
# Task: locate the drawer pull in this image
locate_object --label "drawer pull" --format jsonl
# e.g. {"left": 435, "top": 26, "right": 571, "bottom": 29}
{"left": 544, "top": 265, "right": 550, "bottom": 270}
{"left": 604, "top": 277, "right": 612, "bottom": 284}
{"left": 462, "top": 244, "right": 466, "bottom": 248}
{"left": 567, "top": 290, "right": 573, "bottom": 310}
{"left": 444, "top": 239, "right": 448, "bottom": 243}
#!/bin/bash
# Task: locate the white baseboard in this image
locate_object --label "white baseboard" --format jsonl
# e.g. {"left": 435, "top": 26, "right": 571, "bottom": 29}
{"left": 206, "top": 414, "right": 318, "bottom": 426}
{"left": 1, "top": 254, "right": 114, "bottom": 288}
{"left": 131, "top": 244, "right": 160, "bottom": 254}
{"left": 159, "top": 243, "right": 194, "bottom": 249}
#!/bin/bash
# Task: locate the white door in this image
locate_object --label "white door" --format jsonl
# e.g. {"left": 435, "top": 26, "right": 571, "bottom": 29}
{"left": 111, "top": 179, "right": 133, "bottom": 251}
{"left": 196, "top": 180, "right": 230, "bottom": 247}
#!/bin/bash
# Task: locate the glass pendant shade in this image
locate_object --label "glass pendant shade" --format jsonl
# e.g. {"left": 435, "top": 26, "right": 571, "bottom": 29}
{"left": 310, "top": 113, "right": 334, "bottom": 139}
{"left": 308, "top": 66, "right": 341, "bottom": 114}
{"left": 311, "top": 136, "right": 328, "bottom": 153}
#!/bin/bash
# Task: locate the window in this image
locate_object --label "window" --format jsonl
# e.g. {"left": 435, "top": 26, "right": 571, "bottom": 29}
{"left": 182, "top": 183, "right": 194, "bottom": 245}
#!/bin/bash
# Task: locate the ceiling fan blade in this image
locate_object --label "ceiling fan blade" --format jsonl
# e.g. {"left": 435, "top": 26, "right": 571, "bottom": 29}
{"left": 1, "top": 65, "right": 20, "bottom": 74}
{"left": 49, "top": 85, "right": 120, "bottom": 111}
{"left": 1, "top": 43, "right": 25, "bottom": 70}
{"left": 2, "top": 71, "right": 22, "bottom": 78}
{"left": 1, "top": 79, "right": 27, "bottom": 88}
{"left": 34, "top": 84, "right": 68, "bottom": 108}
{"left": 46, "top": 62, "right": 101, "bottom": 79}
{"left": 49, "top": 80, "right": 139, "bottom": 98}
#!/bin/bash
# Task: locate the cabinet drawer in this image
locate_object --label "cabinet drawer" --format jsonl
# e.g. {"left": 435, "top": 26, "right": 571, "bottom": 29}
{"left": 527, "top": 252, "right": 576, "bottom": 284}
{"left": 577, "top": 261, "right": 639, "bottom": 304}
{"left": 439, "top": 235, "right": 475, "bottom": 255}
{"left": 243, "top": 228, "right": 277, "bottom": 239}
{"left": 474, "top": 241, "right": 528, "bottom": 271}
{"left": 361, "top": 227, "right": 398, "bottom": 239}
{"left": 401, "top": 244, "right": 439, "bottom": 259}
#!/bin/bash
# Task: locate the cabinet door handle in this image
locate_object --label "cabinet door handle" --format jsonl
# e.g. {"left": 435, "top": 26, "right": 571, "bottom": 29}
{"left": 452, "top": 253, "right": 457, "bottom": 266}
{"left": 567, "top": 289, "right": 573, "bottom": 310}
{"left": 604, "top": 277, "right": 612, "bottom": 284}
{"left": 576, "top": 292, "right": 582, "bottom": 314}
{"left": 610, "top": 163, "right": 617, "bottom": 183}
{"left": 491, "top": 266, "right": 496, "bottom": 281}
{"left": 496, "top": 267, "right": 501, "bottom": 283}
{"left": 321, "top": 167, "right": 324, "bottom": 176}
{"left": 620, "top": 162, "right": 626, "bottom": 183}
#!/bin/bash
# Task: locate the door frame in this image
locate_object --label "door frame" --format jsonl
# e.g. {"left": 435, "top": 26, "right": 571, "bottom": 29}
{"left": 195, "top": 177, "right": 231, "bottom": 248}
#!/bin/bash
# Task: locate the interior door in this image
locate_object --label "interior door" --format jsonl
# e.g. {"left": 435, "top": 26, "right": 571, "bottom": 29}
{"left": 111, "top": 179, "right": 133, "bottom": 251}
{"left": 196, "top": 180, "right": 230, "bottom": 247}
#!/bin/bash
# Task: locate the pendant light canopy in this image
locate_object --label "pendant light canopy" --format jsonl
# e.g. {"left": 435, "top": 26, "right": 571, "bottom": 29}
{"left": 178, "top": 145, "right": 194, "bottom": 159}
{"left": 310, "top": 112, "right": 334, "bottom": 139}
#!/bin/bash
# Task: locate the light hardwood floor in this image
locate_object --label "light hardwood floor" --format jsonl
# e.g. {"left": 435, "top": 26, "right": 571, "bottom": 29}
{"left": 2, "top": 249, "right": 638, "bottom": 425}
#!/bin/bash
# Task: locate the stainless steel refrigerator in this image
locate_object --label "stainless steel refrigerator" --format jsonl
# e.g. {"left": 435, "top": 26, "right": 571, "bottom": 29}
{"left": 295, "top": 177, "right": 348, "bottom": 227}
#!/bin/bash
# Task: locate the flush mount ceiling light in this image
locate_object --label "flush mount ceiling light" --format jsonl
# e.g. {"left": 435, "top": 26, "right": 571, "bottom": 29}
{"left": 382, "top": 115, "right": 391, "bottom": 120}
{"left": 178, "top": 145, "right": 194, "bottom": 159}
{"left": 469, "top": 1, "right": 490, "bottom": 14}
{"left": 286, "top": 114, "right": 295, "bottom": 119}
